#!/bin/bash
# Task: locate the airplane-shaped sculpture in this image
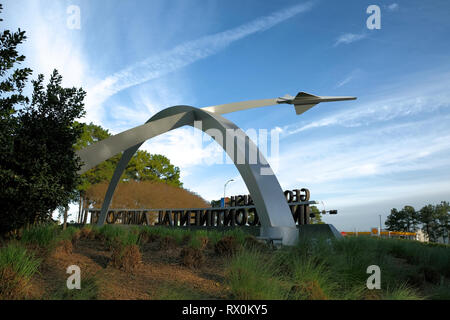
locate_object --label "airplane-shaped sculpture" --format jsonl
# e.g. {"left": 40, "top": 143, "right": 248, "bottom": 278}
{"left": 201, "top": 91, "right": 356, "bottom": 115}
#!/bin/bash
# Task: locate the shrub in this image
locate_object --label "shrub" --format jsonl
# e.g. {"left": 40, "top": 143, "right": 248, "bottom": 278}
{"left": 110, "top": 244, "right": 142, "bottom": 272}
{"left": 243, "top": 236, "right": 268, "bottom": 251}
{"left": 53, "top": 240, "right": 73, "bottom": 256}
{"left": 215, "top": 236, "right": 240, "bottom": 256}
{"left": 289, "top": 257, "right": 337, "bottom": 300}
{"left": 159, "top": 236, "right": 177, "bottom": 250}
{"left": 180, "top": 247, "right": 204, "bottom": 268}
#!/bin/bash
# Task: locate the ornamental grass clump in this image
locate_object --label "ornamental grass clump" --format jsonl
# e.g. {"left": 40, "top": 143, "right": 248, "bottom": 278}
{"left": 0, "top": 243, "right": 41, "bottom": 299}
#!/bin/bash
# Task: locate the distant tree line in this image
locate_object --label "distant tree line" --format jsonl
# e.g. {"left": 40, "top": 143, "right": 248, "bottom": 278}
{"left": 385, "top": 202, "right": 450, "bottom": 243}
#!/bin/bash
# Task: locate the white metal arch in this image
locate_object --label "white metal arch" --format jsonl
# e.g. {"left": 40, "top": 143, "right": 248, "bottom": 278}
{"left": 77, "top": 105, "right": 298, "bottom": 245}
{"left": 76, "top": 92, "right": 356, "bottom": 245}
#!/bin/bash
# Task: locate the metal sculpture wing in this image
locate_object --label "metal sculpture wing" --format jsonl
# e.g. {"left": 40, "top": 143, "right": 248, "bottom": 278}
{"left": 201, "top": 91, "right": 356, "bottom": 115}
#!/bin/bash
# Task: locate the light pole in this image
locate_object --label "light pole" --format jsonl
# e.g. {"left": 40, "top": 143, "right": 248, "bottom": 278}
{"left": 379, "top": 214, "right": 382, "bottom": 237}
{"left": 223, "top": 179, "right": 234, "bottom": 207}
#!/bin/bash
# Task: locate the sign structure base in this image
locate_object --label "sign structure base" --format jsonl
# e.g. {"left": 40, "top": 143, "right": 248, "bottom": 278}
{"left": 260, "top": 226, "right": 299, "bottom": 246}
{"left": 298, "top": 224, "right": 343, "bottom": 241}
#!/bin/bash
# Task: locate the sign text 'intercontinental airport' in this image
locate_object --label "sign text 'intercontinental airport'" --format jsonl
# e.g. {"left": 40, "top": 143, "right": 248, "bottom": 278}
{"left": 88, "top": 188, "right": 337, "bottom": 227}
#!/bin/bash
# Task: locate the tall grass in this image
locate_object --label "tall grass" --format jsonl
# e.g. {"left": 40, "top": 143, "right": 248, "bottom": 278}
{"left": 21, "top": 224, "right": 60, "bottom": 247}
{"left": 52, "top": 276, "right": 99, "bottom": 300}
{"left": 20, "top": 223, "right": 79, "bottom": 252}
{"left": 383, "top": 283, "right": 424, "bottom": 300}
{"left": 0, "top": 242, "right": 41, "bottom": 299}
{"left": 225, "top": 236, "right": 448, "bottom": 300}
{"left": 98, "top": 225, "right": 140, "bottom": 247}
{"left": 225, "top": 249, "right": 286, "bottom": 299}
{"left": 137, "top": 225, "right": 247, "bottom": 248}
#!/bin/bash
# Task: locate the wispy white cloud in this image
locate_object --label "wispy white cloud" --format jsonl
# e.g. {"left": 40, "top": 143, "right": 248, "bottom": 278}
{"left": 335, "top": 69, "right": 362, "bottom": 88}
{"left": 3, "top": 1, "right": 88, "bottom": 89}
{"left": 252, "top": 69, "right": 450, "bottom": 221}
{"left": 145, "top": 70, "right": 450, "bottom": 201}
{"left": 387, "top": 3, "right": 399, "bottom": 11}
{"left": 142, "top": 126, "right": 224, "bottom": 172}
{"left": 276, "top": 117, "right": 450, "bottom": 185}
{"left": 334, "top": 32, "right": 367, "bottom": 47}
{"left": 284, "top": 73, "right": 450, "bottom": 135}
{"left": 85, "top": 2, "right": 314, "bottom": 121}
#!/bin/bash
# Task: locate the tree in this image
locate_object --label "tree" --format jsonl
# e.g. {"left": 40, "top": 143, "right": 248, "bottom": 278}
{"left": 75, "top": 122, "right": 182, "bottom": 188}
{"left": 74, "top": 122, "right": 183, "bottom": 222}
{"left": 0, "top": 68, "right": 86, "bottom": 234}
{"left": 126, "top": 152, "right": 181, "bottom": 187}
{"left": 433, "top": 201, "right": 449, "bottom": 243}
{"left": 402, "top": 205, "right": 419, "bottom": 232}
{"left": 309, "top": 206, "right": 324, "bottom": 224}
{"left": 0, "top": 5, "right": 32, "bottom": 235}
{"left": 0, "top": 4, "right": 31, "bottom": 119}
{"left": 74, "top": 122, "right": 121, "bottom": 222}
{"left": 385, "top": 208, "right": 402, "bottom": 231}
{"left": 385, "top": 206, "right": 419, "bottom": 232}
{"left": 385, "top": 202, "right": 450, "bottom": 243}
{"left": 419, "top": 204, "right": 434, "bottom": 240}
{"left": 1, "top": 6, "right": 86, "bottom": 234}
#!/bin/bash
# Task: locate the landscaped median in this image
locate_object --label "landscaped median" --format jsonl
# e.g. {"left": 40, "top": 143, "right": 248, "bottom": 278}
{"left": 0, "top": 223, "right": 449, "bottom": 300}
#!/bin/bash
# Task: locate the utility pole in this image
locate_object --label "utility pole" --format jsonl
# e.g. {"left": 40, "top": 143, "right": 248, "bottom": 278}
{"left": 379, "top": 214, "right": 382, "bottom": 238}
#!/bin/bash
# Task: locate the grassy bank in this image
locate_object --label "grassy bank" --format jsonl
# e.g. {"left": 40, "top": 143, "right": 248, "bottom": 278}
{"left": 225, "top": 236, "right": 450, "bottom": 300}
{"left": 0, "top": 224, "right": 448, "bottom": 300}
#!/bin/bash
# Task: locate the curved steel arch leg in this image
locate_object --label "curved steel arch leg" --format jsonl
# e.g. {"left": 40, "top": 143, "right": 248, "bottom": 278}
{"left": 77, "top": 106, "right": 298, "bottom": 245}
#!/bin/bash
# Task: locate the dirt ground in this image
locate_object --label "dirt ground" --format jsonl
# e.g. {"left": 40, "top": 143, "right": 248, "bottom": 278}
{"left": 31, "top": 238, "right": 230, "bottom": 300}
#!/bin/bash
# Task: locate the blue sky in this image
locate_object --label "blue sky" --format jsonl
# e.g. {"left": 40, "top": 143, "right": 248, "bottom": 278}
{"left": 3, "top": 0, "right": 450, "bottom": 230}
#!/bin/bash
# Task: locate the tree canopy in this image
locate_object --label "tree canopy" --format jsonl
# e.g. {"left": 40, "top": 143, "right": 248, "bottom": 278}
{"left": 385, "top": 202, "right": 449, "bottom": 243}
{"left": 0, "top": 4, "right": 86, "bottom": 234}
{"left": 75, "top": 122, "right": 182, "bottom": 192}
{"left": 309, "top": 206, "right": 324, "bottom": 224}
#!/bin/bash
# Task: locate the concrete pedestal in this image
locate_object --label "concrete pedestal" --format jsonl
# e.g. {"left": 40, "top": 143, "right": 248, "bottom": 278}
{"left": 298, "top": 224, "right": 343, "bottom": 241}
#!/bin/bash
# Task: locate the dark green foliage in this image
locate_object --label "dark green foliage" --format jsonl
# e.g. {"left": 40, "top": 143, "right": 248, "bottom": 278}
{"left": 74, "top": 122, "right": 183, "bottom": 221}
{"left": 385, "top": 206, "right": 419, "bottom": 232}
{"left": 74, "top": 122, "right": 120, "bottom": 192}
{"left": 0, "top": 69, "right": 86, "bottom": 234}
{"left": 386, "top": 202, "right": 449, "bottom": 243}
{"left": 0, "top": 5, "right": 86, "bottom": 235}
{"left": 126, "top": 152, "right": 182, "bottom": 187}
{"left": 75, "top": 122, "right": 182, "bottom": 190}
{"left": 309, "top": 206, "right": 324, "bottom": 224}
{"left": 0, "top": 3, "right": 32, "bottom": 117}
